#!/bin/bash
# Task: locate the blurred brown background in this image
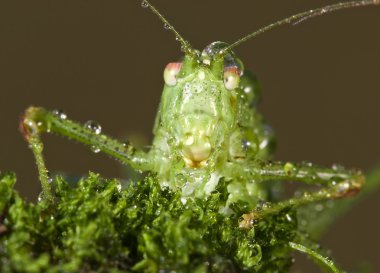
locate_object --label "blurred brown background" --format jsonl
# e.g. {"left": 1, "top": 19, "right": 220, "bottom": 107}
{"left": 0, "top": 0, "right": 379, "bottom": 272}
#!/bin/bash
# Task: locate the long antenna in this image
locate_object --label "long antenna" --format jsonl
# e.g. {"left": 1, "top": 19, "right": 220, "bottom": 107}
{"left": 219, "top": 0, "right": 379, "bottom": 56}
{"left": 141, "top": 0, "right": 193, "bottom": 54}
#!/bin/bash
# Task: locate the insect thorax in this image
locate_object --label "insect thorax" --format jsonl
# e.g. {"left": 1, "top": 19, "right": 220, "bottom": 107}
{"left": 147, "top": 42, "right": 276, "bottom": 201}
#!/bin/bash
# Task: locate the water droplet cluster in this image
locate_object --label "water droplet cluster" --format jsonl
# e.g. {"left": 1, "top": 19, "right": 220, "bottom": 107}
{"left": 84, "top": 120, "right": 102, "bottom": 135}
{"left": 52, "top": 109, "right": 67, "bottom": 120}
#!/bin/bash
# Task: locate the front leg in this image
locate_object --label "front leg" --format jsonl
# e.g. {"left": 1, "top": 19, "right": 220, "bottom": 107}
{"left": 228, "top": 160, "right": 364, "bottom": 228}
{"left": 20, "top": 107, "right": 153, "bottom": 200}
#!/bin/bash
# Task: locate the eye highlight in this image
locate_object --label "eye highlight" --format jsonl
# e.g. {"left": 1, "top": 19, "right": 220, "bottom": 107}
{"left": 224, "top": 67, "right": 241, "bottom": 90}
{"left": 164, "top": 62, "right": 182, "bottom": 86}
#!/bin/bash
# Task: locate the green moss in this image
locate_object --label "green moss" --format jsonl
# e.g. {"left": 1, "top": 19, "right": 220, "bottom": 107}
{"left": 0, "top": 172, "right": 297, "bottom": 273}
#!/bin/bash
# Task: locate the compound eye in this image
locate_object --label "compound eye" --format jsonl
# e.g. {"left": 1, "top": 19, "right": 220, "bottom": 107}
{"left": 164, "top": 62, "right": 182, "bottom": 86}
{"left": 224, "top": 67, "right": 241, "bottom": 90}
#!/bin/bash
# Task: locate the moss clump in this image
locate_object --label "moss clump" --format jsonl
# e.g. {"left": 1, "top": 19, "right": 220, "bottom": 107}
{"left": 0, "top": 172, "right": 297, "bottom": 273}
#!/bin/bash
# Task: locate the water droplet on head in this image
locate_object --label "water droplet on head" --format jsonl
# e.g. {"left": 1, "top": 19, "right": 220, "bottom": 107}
{"left": 166, "top": 136, "right": 175, "bottom": 146}
{"left": 141, "top": 0, "right": 148, "bottom": 8}
{"left": 210, "top": 84, "right": 217, "bottom": 93}
{"left": 163, "top": 23, "right": 171, "bottom": 30}
{"left": 183, "top": 82, "right": 191, "bottom": 93}
{"left": 84, "top": 120, "right": 102, "bottom": 135}
{"left": 193, "top": 82, "right": 204, "bottom": 93}
{"left": 52, "top": 109, "right": 67, "bottom": 120}
{"left": 201, "top": 41, "right": 230, "bottom": 61}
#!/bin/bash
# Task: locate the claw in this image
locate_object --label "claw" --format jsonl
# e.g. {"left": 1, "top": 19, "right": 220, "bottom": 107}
{"left": 332, "top": 173, "right": 364, "bottom": 199}
{"left": 19, "top": 112, "right": 38, "bottom": 140}
{"left": 19, "top": 107, "right": 49, "bottom": 140}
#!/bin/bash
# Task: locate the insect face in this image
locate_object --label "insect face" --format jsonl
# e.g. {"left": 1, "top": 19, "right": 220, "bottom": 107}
{"left": 160, "top": 42, "right": 248, "bottom": 168}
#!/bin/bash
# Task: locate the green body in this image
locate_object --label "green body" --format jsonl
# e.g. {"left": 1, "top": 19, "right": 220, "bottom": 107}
{"left": 150, "top": 43, "right": 274, "bottom": 204}
{"left": 5, "top": 1, "right": 379, "bottom": 272}
{"left": 14, "top": 42, "right": 365, "bottom": 273}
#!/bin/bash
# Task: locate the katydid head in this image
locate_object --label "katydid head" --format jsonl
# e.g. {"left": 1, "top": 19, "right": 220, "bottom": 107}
{"left": 161, "top": 43, "right": 248, "bottom": 168}
{"left": 159, "top": 42, "right": 263, "bottom": 168}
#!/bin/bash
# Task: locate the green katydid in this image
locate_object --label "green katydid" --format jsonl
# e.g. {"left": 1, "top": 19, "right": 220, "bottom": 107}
{"left": 18, "top": 0, "right": 379, "bottom": 272}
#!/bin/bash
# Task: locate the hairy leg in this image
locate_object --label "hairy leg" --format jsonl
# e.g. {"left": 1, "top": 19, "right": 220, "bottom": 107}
{"left": 20, "top": 107, "right": 154, "bottom": 200}
{"left": 229, "top": 160, "right": 364, "bottom": 228}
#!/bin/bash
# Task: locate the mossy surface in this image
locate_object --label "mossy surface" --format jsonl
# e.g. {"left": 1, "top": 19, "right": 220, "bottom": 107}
{"left": 0, "top": 172, "right": 297, "bottom": 273}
